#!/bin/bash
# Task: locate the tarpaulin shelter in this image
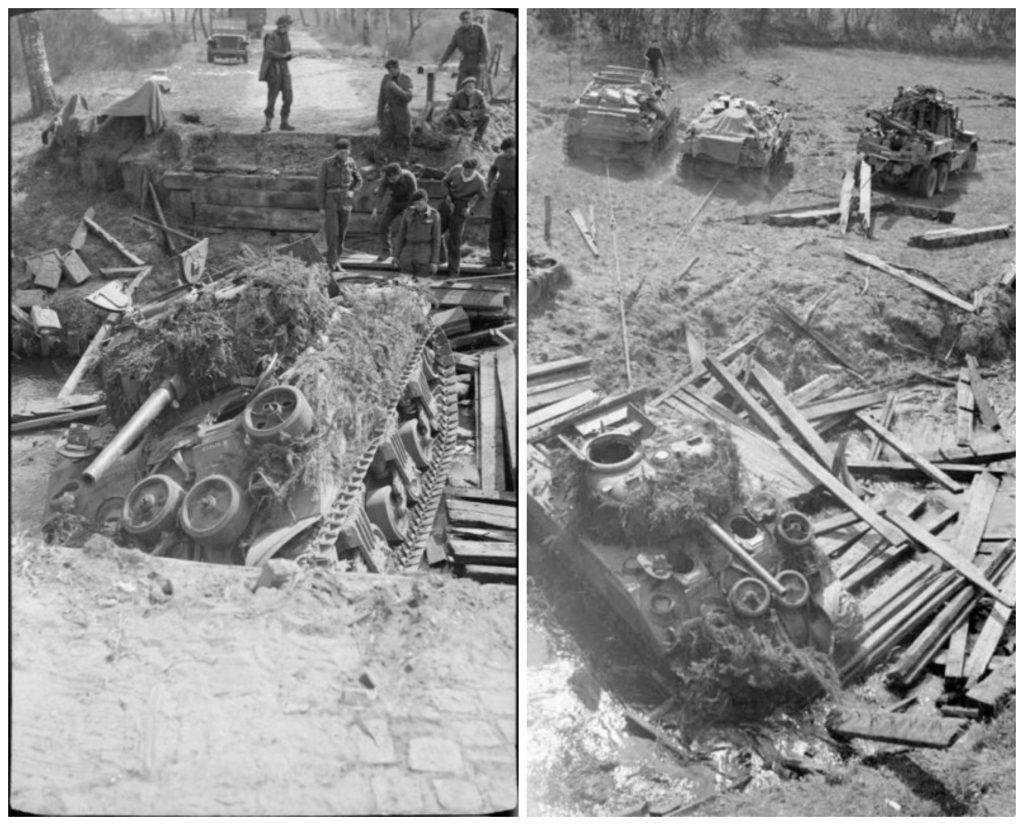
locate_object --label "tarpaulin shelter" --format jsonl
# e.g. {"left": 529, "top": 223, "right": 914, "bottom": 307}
{"left": 100, "top": 79, "right": 167, "bottom": 137}
{"left": 41, "top": 94, "right": 97, "bottom": 147}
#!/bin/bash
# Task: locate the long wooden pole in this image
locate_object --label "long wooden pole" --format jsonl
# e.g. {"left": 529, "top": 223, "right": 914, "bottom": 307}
{"left": 605, "top": 164, "right": 633, "bottom": 390}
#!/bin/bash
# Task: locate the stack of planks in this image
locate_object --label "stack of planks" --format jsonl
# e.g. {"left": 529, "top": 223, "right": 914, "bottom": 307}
{"left": 159, "top": 171, "right": 491, "bottom": 235}
{"left": 527, "top": 356, "right": 593, "bottom": 411}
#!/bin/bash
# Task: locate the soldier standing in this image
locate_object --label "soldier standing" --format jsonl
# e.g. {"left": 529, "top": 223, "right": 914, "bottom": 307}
{"left": 438, "top": 10, "right": 489, "bottom": 90}
{"left": 394, "top": 190, "right": 441, "bottom": 279}
{"left": 377, "top": 58, "right": 413, "bottom": 164}
{"left": 371, "top": 162, "right": 418, "bottom": 262}
{"left": 487, "top": 137, "right": 516, "bottom": 268}
{"left": 444, "top": 77, "right": 490, "bottom": 146}
{"left": 315, "top": 139, "right": 363, "bottom": 269}
{"left": 644, "top": 37, "right": 666, "bottom": 79}
{"left": 440, "top": 158, "right": 487, "bottom": 279}
{"left": 259, "top": 15, "right": 296, "bottom": 132}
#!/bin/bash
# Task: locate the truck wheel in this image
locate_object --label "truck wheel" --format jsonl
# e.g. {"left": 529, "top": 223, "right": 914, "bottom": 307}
{"left": 935, "top": 160, "right": 950, "bottom": 194}
{"left": 964, "top": 146, "right": 978, "bottom": 172}
{"left": 563, "top": 134, "right": 581, "bottom": 160}
{"left": 908, "top": 165, "right": 926, "bottom": 195}
{"left": 916, "top": 164, "right": 938, "bottom": 199}
{"left": 242, "top": 54, "right": 249, "bottom": 64}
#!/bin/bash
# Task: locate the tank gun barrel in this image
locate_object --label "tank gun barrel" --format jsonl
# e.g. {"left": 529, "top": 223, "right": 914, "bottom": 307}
{"left": 701, "top": 515, "right": 787, "bottom": 597}
{"left": 83, "top": 375, "right": 185, "bottom": 485}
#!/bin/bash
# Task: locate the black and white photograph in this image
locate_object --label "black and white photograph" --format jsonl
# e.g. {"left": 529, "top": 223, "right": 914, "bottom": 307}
{"left": 9, "top": 7, "right": 517, "bottom": 815}
{"left": 525, "top": 8, "right": 1015, "bottom": 816}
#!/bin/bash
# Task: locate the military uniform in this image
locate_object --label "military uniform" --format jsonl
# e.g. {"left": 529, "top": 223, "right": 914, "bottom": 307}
{"left": 487, "top": 153, "right": 516, "bottom": 267}
{"left": 394, "top": 206, "right": 441, "bottom": 278}
{"left": 260, "top": 29, "right": 293, "bottom": 125}
{"left": 315, "top": 154, "right": 363, "bottom": 267}
{"left": 377, "top": 72, "right": 413, "bottom": 163}
{"left": 446, "top": 87, "right": 490, "bottom": 142}
{"left": 375, "top": 169, "right": 418, "bottom": 258}
{"left": 440, "top": 23, "right": 489, "bottom": 89}
{"left": 439, "top": 165, "right": 487, "bottom": 278}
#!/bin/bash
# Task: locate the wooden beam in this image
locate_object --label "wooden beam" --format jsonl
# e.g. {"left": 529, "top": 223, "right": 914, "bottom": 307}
{"left": 447, "top": 539, "right": 516, "bottom": 567}
{"left": 962, "top": 554, "right": 1016, "bottom": 687}
{"left": 773, "top": 303, "right": 864, "bottom": 379}
{"left": 855, "top": 412, "right": 963, "bottom": 493}
{"left": 825, "top": 708, "right": 966, "bottom": 749}
{"left": 964, "top": 355, "right": 1002, "bottom": 431}
{"left": 527, "top": 378, "right": 596, "bottom": 411}
{"left": 766, "top": 207, "right": 841, "bottom": 227}
{"left": 908, "top": 224, "right": 1013, "bottom": 249}
{"left": 789, "top": 374, "right": 841, "bottom": 407}
{"left": 650, "top": 331, "right": 763, "bottom": 407}
{"left": 845, "top": 458, "right": 1008, "bottom": 479}
{"left": 955, "top": 367, "right": 975, "bottom": 447}
{"left": 446, "top": 499, "right": 516, "bottom": 531}
{"left": 749, "top": 362, "right": 833, "bottom": 465}
{"left": 838, "top": 169, "right": 855, "bottom": 233}
{"left": 858, "top": 159, "right": 872, "bottom": 236}
{"left": 526, "top": 389, "right": 598, "bottom": 430}
{"left": 685, "top": 325, "right": 706, "bottom": 373}
{"left": 703, "top": 355, "right": 788, "bottom": 442}
{"left": 527, "top": 355, "right": 591, "bottom": 382}
{"left": 495, "top": 345, "right": 517, "bottom": 484}
{"left": 476, "top": 349, "right": 500, "bottom": 492}
{"left": 566, "top": 207, "right": 600, "bottom": 257}
{"left": 867, "top": 391, "right": 897, "bottom": 460}
{"left": 965, "top": 655, "right": 1015, "bottom": 711}
{"left": 83, "top": 216, "right": 145, "bottom": 266}
{"left": 844, "top": 248, "right": 975, "bottom": 312}
{"left": 920, "top": 441, "right": 1016, "bottom": 465}
{"left": 798, "top": 390, "right": 888, "bottom": 422}
{"left": 885, "top": 512, "right": 1011, "bottom": 606}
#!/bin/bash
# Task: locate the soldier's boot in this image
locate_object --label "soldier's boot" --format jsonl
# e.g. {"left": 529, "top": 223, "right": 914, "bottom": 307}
{"left": 260, "top": 115, "right": 272, "bottom": 133}
{"left": 279, "top": 118, "right": 296, "bottom": 132}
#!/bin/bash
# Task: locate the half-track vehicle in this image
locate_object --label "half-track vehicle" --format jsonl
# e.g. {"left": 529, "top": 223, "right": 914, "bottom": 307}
{"left": 856, "top": 85, "right": 979, "bottom": 199}
{"left": 563, "top": 65, "right": 680, "bottom": 169}
{"left": 43, "top": 261, "right": 458, "bottom": 573}
{"left": 677, "top": 94, "right": 792, "bottom": 182}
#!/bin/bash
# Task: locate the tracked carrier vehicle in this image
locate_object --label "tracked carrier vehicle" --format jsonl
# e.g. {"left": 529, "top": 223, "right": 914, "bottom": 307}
{"left": 563, "top": 65, "right": 680, "bottom": 169}
{"left": 677, "top": 94, "right": 792, "bottom": 183}
{"left": 43, "top": 265, "right": 458, "bottom": 573}
{"left": 857, "top": 85, "right": 979, "bottom": 199}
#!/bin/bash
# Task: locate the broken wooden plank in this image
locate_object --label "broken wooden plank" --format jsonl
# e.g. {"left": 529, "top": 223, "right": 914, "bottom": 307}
{"left": 955, "top": 367, "right": 975, "bottom": 447}
{"left": 788, "top": 373, "right": 841, "bottom": 407}
{"left": 843, "top": 248, "right": 975, "bottom": 312}
{"left": 798, "top": 390, "right": 888, "bottom": 422}
{"left": 458, "top": 563, "right": 516, "bottom": 584}
{"left": 448, "top": 322, "right": 517, "bottom": 352}
{"left": 650, "top": 331, "right": 763, "bottom": 407}
{"left": 878, "top": 199, "right": 956, "bottom": 223}
{"left": 431, "top": 306, "right": 471, "bottom": 337}
{"left": 10, "top": 403, "right": 106, "bottom": 434}
{"left": 845, "top": 458, "right": 1008, "bottom": 479}
{"left": 445, "top": 487, "right": 517, "bottom": 504}
{"left": 526, "top": 389, "right": 599, "bottom": 431}
{"left": 704, "top": 355, "right": 788, "bottom": 442}
{"left": 962, "top": 554, "right": 1016, "bottom": 687}
{"left": 885, "top": 512, "right": 1011, "bottom": 606}
{"left": 84, "top": 216, "right": 146, "bottom": 266}
{"left": 446, "top": 499, "right": 517, "bottom": 531}
{"left": 773, "top": 303, "right": 864, "bottom": 379}
{"left": 476, "top": 349, "right": 500, "bottom": 492}
{"left": 448, "top": 525, "right": 517, "bottom": 543}
{"left": 685, "top": 326, "right": 706, "bottom": 373}
{"left": 867, "top": 391, "right": 896, "bottom": 461}
{"left": 447, "top": 539, "right": 516, "bottom": 567}
{"left": 965, "top": 655, "right": 1015, "bottom": 711}
{"left": 825, "top": 708, "right": 966, "bottom": 749}
{"left": 495, "top": 345, "right": 517, "bottom": 484}
{"left": 527, "top": 378, "right": 597, "bottom": 411}
{"left": 527, "top": 355, "right": 591, "bottom": 383}
{"left": 858, "top": 159, "right": 872, "bottom": 236}
{"left": 920, "top": 441, "right": 1016, "bottom": 465}
{"left": 908, "top": 223, "right": 1013, "bottom": 249}
{"left": 837, "top": 169, "right": 855, "bottom": 234}
{"left": 767, "top": 207, "right": 841, "bottom": 227}
{"left": 964, "top": 355, "right": 1001, "bottom": 431}
{"left": 855, "top": 412, "right": 963, "bottom": 493}
{"left": 566, "top": 207, "right": 600, "bottom": 257}
{"left": 749, "top": 362, "right": 833, "bottom": 465}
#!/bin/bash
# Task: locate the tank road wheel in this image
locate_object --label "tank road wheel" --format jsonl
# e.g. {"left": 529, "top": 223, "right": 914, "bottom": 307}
{"left": 776, "top": 510, "right": 813, "bottom": 548}
{"left": 180, "top": 474, "right": 253, "bottom": 550}
{"left": 963, "top": 145, "right": 978, "bottom": 172}
{"left": 124, "top": 474, "right": 185, "bottom": 543}
{"left": 774, "top": 569, "right": 811, "bottom": 610}
{"left": 935, "top": 160, "right": 950, "bottom": 194}
{"left": 563, "top": 133, "right": 581, "bottom": 160}
{"left": 243, "top": 385, "right": 314, "bottom": 443}
{"left": 729, "top": 577, "right": 772, "bottom": 619}
{"left": 916, "top": 163, "right": 939, "bottom": 199}
{"left": 399, "top": 418, "right": 433, "bottom": 470}
{"left": 366, "top": 485, "right": 408, "bottom": 544}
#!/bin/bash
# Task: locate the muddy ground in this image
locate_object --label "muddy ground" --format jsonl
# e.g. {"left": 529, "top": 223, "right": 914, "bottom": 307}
{"left": 9, "top": 23, "right": 518, "bottom": 816}
{"left": 527, "top": 41, "right": 1015, "bottom": 816}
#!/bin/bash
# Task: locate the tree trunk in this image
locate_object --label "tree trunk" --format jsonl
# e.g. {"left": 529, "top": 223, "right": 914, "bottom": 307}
{"left": 169, "top": 8, "right": 177, "bottom": 38}
{"left": 313, "top": 9, "right": 320, "bottom": 25}
{"left": 198, "top": 8, "right": 208, "bottom": 39}
{"left": 383, "top": 11, "right": 391, "bottom": 57}
{"left": 408, "top": 10, "right": 423, "bottom": 46}
{"left": 298, "top": 9, "right": 307, "bottom": 26}
{"left": 18, "top": 12, "right": 61, "bottom": 117}
{"left": 362, "top": 10, "right": 371, "bottom": 46}
{"left": 190, "top": 9, "right": 197, "bottom": 42}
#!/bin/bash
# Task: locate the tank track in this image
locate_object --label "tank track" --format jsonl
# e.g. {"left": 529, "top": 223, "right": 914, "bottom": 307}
{"left": 309, "top": 324, "right": 459, "bottom": 572}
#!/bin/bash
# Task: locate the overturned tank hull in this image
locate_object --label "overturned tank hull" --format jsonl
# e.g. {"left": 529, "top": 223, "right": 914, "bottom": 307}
{"left": 678, "top": 94, "right": 791, "bottom": 183}
{"left": 563, "top": 66, "right": 680, "bottom": 169}
{"left": 44, "top": 263, "right": 458, "bottom": 573}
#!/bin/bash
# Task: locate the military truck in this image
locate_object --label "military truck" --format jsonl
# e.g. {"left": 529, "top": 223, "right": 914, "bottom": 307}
{"left": 677, "top": 94, "right": 792, "bottom": 183}
{"left": 856, "top": 85, "right": 979, "bottom": 199}
{"left": 207, "top": 16, "right": 250, "bottom": 64}
{"left": 563, "top": 66, "right": 680, "bottom": 169}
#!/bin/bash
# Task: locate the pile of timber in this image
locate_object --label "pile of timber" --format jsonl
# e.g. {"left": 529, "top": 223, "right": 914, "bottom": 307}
{"left": 527, "top": 356, "right": 593, "bottom": 411}
{"left": 441, "top": 340, "right": 517, "bottom": 585}
{"left": 159, "top": 170, "right": 492, "bottom": 235}
{"left": 429, "top": 279, "right": 516, "bottom": 353}
{"left": 527, "top": 320, "right": 1015, "bottom": 733}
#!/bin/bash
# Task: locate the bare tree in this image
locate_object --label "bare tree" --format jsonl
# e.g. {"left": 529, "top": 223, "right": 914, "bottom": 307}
{"left": 169, "top": 8, "right": 177, "bottom": 38}
{"left": 297, "top": 9, "right": 307, "bottom": 26}
{"left": 408, "top": 9, "right": 424, "bottom": 45}
{"left": 361, "top": 10, "right": 371, "bottom": 46}
{"left": 383, "top": 10, "right": 391, "bottom": 57}
{"left": 17, "top": 12, "right": 61, "bottom": 116}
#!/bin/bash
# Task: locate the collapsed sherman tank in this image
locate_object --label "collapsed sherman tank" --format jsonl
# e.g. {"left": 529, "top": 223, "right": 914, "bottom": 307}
{"left": 856, "top": 85, "right": 979, "bottom": 199}
{"left": 677, "top": 94, "right": 792, "bottom": 183}
{"left": 43, "top": 253, "right": 457, "bottom": 573}
{"left": 529, "top": 408, "right": 851, "bottom": 718}
{"left": 563, "top": 66, "right": 680, "bottom": 169}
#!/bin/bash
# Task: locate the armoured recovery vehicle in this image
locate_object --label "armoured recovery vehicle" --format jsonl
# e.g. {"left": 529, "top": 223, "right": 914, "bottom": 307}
{"left": 856, "top": 85, "right": 979, "bottom": 199}
{"left": 563, "top": 66, "right": 680, "bottom": 169}
{"left": 529, "top": 404, "right": 852, "bottom": 717}
{"left": 43, "top": 256, "right": 458, "bottom": 573}
{"left": 677, "top": 94, "right": 792, "bottom": 183}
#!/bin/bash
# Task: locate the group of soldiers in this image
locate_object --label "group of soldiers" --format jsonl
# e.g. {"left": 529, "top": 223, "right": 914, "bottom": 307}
{"left": 259, "top": 10, "right": 514, "bottom": 278}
